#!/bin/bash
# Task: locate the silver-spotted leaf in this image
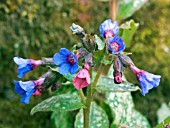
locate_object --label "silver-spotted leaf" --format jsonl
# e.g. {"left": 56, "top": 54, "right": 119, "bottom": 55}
{"left": 31, "top": 94, "right": 83, "bottom": 115}
{"left": 74, "top": 102, "right": 109, "bottom": 128}
{"left": 96, "top": 77, "right": 140, "bottom": 92}
{"left": 106, "top": 92, "right": 150, "bottom": 127}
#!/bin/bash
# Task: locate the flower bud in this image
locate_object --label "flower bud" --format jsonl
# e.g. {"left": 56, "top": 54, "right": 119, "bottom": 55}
{"left": 118, "top": 54, "right": 134, "bottom": 67}
{"left": 81, "top": 33, "right": 96, "bottom": 53}
{"left": 113, "top": 56, "right": 124, "bottom": 84}
{"left": 85, "top": 53, "right": 95, "bottom": 67}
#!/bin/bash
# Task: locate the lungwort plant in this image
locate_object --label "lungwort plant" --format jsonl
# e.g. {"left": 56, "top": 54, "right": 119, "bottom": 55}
{"left": 13, "top": 0, "right": 161, "bottom": 128}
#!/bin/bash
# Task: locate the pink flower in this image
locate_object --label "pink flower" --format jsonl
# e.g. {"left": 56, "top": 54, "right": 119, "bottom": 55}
{"left": 73, "top": 63, "right": 90, "bottom": 89}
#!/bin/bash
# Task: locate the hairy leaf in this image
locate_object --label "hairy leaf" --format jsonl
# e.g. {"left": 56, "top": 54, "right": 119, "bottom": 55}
{"left": 30, "top": 94, "right": 83, "bottom": 115}
{"left": 95, "top": 77, "right": 140, "bottom": 92}
{"left": 106, "top": 92, "right": 150, "bottom": 127}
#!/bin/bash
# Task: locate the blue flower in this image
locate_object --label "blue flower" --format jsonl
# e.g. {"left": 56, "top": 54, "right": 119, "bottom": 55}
{"left": 130, "top": 65, "right": 161, "bottom": 96}
{"left": 99, "top": 19, "right": 119, "bottom": 38}
{"left": 14, "top": 81, "right": 36, "bottom": 104}
{"left": 13, "top": 57, "right": 42, "bottom": 78}
{"left": 107, "top": 36, "right": 125, "bottom": 54}
{"left": 53, "top": 48, "right": 78, "bottom": 75}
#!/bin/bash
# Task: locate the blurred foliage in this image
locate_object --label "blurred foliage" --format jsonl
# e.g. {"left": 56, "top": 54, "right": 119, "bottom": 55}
{"left": 0, "top": 0, "right": 170, "bottom": 127}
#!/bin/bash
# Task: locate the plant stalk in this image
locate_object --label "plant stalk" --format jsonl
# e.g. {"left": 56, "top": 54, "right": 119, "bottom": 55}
{"left": 84, "top": 68, "right": 93, "bottom": 128}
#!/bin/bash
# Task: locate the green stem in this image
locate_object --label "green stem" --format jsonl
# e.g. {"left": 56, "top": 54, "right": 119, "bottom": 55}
{"left": 78, "top": 89, "right": 85, "bottom": 104}
{"left": 93, "top": 63, "right": 104, "bottom": 87}
{"left": 84, "top": 68, "right": 93, "bottom": 128}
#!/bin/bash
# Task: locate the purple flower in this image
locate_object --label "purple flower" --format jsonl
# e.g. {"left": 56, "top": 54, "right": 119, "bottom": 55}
{"left": 99, "top": 19, "right": 119, "bottom": 38}
{"left": 130, "top": 65, "right": 161, "bottom": 96}
{"left": 13, "top": 57, "right": 42, "bottom": 78}
{"left": 107, "top": 36, "right": 125, "bottom": 54}
{"left": 14, "top": 78, "right": 45, "bottom": 104}
{"left": 53, "top": 48, "right": 78, "bottom": 75}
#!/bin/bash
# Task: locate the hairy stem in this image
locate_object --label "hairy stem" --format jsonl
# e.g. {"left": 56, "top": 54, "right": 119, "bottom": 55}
{"left": 78, "top": 89, "right": 85, "bottom": 104}
{"left": 84, "top": 68, "right": 93, "bottom": 128}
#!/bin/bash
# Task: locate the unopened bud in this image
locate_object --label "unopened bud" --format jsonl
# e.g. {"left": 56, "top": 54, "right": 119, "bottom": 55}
{"left": 85, "top": 53, "right": 95, "bottom": 67}
{"left": 77, "top": 48, "right": 89, "bottom": 59}
{"left": 118, "top": 54, "right": 134, "bottom": 67}
{"left": 113, "top": 56, "right": 123, "bottom": 84}
{"left": 113, "top": 71, "right": 122, "bottom": 84}
{"left": 81, "top": 33, "right": 96, "bottom": 53}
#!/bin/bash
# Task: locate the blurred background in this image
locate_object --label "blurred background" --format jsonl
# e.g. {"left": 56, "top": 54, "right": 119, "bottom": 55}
{"left": 0, "top": 0, "right": 170, "bottom": 127}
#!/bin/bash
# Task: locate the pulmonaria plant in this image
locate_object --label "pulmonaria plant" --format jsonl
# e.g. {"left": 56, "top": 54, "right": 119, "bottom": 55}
{"left": 13, "top": 16, "right": 161, "bottom": 128}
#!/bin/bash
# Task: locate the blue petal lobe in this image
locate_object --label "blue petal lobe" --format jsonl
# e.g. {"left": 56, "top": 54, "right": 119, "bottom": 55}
{"left": 53, "top": 53, "right": 66, "bottom": 65}
{"left": 60, "top": 48, "right": 71, "bottom": 55}
{"left": 58, "top": 63, "right": 71, "bottom": 75}
{"left": 70, "top": 63, "right": 78, "bottom": 74}
{"left": 20, "top": 89, "right": 35, "bottom": 104}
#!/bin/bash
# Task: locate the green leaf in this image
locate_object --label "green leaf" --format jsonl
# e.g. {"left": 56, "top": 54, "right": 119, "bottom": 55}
{"left": 102, "top": 55, "right": 114, "bottom": 65}
{"left": 30, "top": 94, "right": 83, "bottom": 115}
{"left": 94, "top": 35, "right": 105, "bottom": 50}
{"left": 117, "top": 0, "right": 148, "bottom": 20}
{"left": 94, "top": 49, "right": 105, "bottom": 64}
{"left": 119, "top": 20, "right": 139, "bottom": 47}
{"left": 106, "top": 92, "right": 150, "bottom": 127}
{"left": 95, "top": 77, "right": 140, "bottom": 92}
{"left": 51, "top": 112, "right": 72, "bottom": 128}
{"left": 64, "top": 73, "right": 75, "bottom": 82}
{"left": 74, "top": 102, "right": 109, "bottom": 128}
{"left": 155, "top": 116, "right": 170, "bottom": 128}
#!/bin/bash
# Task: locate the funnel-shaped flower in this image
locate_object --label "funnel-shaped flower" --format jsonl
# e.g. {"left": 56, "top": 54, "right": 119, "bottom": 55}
{"left": 53, "top": 48, "right": 78, "bottom": 75}
{"left": 130, "top": 65, "right": 161, "bottom": 96}
{"left": 14, "top": 78, "right": 45, "bottom": 104}
{"left": 73, "top": 63, "right": 90, "bottom": 89}
{"left": 99, "top": 19, "right": 119, "bottom": 38}
{"left": 108, "top": 36, "right": 125, "bottom": 54}
{"left": 14, "top": 57, "right": 42, "bottom": 78}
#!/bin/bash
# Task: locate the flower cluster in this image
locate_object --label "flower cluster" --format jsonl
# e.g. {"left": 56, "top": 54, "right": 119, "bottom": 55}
{"left": 99, "top": 19, "right": 161, "bottom": 95}
{"left": 13, "top": 19, "right": 161, "bottom": 104}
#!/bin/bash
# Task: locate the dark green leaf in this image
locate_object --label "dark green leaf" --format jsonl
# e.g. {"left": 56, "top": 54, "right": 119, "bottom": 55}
{"left": 74, "top": 102, "right": 109, "bottom": 128}
{"left": 119, "top": 20, "right": 139, "bottom": 47}
{"left": 117, "top": 0, "right": 148, "bottom": 20}
{"left": 51, "top": 112, "right": 72, "bottom": 128}
{"left": 95, "top": 35, "right": 105, "bottom": 50}
{"left": 30, "top": 94, "right": 83, "bottom": 115}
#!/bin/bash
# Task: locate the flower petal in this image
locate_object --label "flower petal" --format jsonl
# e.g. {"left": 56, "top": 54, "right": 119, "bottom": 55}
{"left": 53, "top": 53, "right": 66, "bottom": 65}
{"left": 20, "top": 89, "right": 35, "bottom": 104}
{"left": 14, "top": 81, "right": 25, "bottom": 95}
{"left": 69, "top": 63, "right": 78, "bottom": 74}
{"left": 13, "top": 57, "right": 29, "bottom": 65}
{"left": 19, "top": 81, "right": 36, "bottom": 91}
{"left": 60, "top": 48, "right": 71, "bottom": 55}
{"left": 58, "top": 63, "right": 71, "bottom": 75}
